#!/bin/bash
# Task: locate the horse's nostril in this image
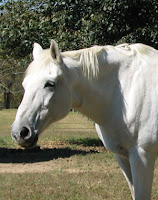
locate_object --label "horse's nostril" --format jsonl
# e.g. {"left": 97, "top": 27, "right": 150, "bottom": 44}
{"left": 20, "top": 127, "right": 30, "bottom": 139}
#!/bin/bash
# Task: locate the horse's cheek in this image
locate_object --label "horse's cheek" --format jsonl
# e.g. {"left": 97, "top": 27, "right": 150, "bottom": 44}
{"left": 56, "top": 85, "right": 71, "bottom": 114}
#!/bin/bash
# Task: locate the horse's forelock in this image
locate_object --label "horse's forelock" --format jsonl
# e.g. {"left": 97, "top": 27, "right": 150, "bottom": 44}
{"left": 25, "top": 50, "right": 54, "bottom": 78}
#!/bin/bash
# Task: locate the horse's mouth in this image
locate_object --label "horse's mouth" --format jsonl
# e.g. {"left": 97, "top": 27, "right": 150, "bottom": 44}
{"left": 19, "top": 135, "right": 39, "bottom": 149}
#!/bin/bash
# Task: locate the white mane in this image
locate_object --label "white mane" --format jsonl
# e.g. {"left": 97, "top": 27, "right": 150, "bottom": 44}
{"left": 26, "top": 43, "right": 158, "bottom": 79}
{"left": 62, "top": 43, "right": 158, "bottom": 79}
{"left": 116, "top": 43, "right": 158, "bottom": 57}
{"left": 62, "top": 46, "right": 105, "bottom": 79}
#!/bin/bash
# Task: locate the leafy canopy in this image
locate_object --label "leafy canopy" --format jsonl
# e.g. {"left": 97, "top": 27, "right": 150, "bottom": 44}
{"left": 1, "top": 0, "right": 158, "bottom": 59}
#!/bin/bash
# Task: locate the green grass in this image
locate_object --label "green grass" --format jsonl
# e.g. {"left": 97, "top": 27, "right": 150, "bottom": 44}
{"left": 0, "top": 109, "right": 158, "bottom": 200}
{"left": 0, "top": 153, "right": 131, "bottom": 200}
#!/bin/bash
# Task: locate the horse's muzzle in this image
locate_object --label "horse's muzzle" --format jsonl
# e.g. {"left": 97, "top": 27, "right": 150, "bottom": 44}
{"left": 11, "top": 124, "right": 38, "bottom": 148}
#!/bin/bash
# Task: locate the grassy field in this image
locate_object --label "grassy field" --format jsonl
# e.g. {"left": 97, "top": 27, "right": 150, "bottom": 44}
{"left": 0, "top": 109, "right": 157, "bottom": 200}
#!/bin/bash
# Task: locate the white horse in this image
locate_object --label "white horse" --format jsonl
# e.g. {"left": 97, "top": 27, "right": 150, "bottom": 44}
{"left": 11, "top": 40, "right": 158, "bottom": 200}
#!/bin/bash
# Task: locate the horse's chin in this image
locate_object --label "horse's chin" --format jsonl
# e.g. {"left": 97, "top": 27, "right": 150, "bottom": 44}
{"left": 19, "top": 134, "right": 39, "bottom": 149}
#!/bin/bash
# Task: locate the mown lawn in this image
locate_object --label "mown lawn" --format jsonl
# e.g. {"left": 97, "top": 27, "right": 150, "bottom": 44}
{"left": 0, "top": 109, "right": 157, "bottom": 200}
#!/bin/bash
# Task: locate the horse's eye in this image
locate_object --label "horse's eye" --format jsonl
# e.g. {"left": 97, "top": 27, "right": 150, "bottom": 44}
{"left": 44, "top": 81, "right": 55, "bottom": 88}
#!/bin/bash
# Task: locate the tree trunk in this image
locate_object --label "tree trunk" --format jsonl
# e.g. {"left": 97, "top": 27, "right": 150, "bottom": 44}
{"left": 4, "top": 89, "right": 11, "bottom": 109}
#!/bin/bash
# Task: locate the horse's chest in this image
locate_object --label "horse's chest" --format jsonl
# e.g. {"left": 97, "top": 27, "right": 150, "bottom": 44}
{"left": 95, "top": 124, "right": 132, "bottom": 157}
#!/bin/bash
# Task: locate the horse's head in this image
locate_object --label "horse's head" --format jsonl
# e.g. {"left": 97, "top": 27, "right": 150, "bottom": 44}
{"left": 11, "top": 40, "right": 72, "bottom": 148}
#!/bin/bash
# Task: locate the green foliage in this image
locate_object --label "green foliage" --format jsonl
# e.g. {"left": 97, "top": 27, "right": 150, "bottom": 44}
{"left": 0, "top": 0, "right": 158, "bottom": 107}
{"left": 1, "top": 0, "right": 158, "bottom": 57}
{"left": 1, "top": 0, "right": 52, "bottom": 58}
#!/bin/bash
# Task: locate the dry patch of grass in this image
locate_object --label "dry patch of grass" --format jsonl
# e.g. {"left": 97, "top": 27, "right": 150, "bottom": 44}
{"left": 0, "top": 110, "right": 157, "bottom": 199}
{"left": 0, "top": 152, "right": 132, "bottom": 200}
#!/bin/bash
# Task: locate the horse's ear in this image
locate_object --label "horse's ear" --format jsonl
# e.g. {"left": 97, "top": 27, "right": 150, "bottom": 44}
{"left": 33, "top": 43, "right": 43, "bottom": 60}
{"left": 50, "top": 39, "right": 62, "bottom": 63}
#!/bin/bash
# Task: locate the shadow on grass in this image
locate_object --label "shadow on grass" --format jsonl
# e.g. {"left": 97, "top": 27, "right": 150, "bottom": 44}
{"left": 0, "top": 147, "right": 98, "bottom": 164}
{"left": 68, "top": 137, "right": 103, "bottom": 147}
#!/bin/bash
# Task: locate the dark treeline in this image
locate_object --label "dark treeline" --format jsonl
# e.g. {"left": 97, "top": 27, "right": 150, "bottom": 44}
{"left": 0, "top": 0, "right": 158, "bottom": 108}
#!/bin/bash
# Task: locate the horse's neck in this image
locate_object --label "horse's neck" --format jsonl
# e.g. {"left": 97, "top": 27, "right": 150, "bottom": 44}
{"left": 63, "top": 55, "right": 124, "bottom": 124}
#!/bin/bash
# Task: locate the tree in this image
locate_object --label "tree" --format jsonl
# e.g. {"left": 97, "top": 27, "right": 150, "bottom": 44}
{"left": 0, "top": 53, "right": 26, "bottom": 108}
{"left": 1, "top": 0, "right": 158, "bottom": 56}
{"left": 0, "top": 0, "right": 158, "bottom": 108}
